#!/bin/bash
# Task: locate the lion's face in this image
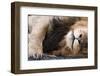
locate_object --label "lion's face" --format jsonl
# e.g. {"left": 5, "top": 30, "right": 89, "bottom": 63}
{"left": 48, "top": 20, "right": 88, "bottom": 57}
{"left": 64, "top": 20, "right": 88, "bottom": 56}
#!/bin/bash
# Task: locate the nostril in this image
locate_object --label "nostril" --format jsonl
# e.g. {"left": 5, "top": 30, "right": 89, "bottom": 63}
{"left": 79, "top": 34, "right": 82, "bottom": 38}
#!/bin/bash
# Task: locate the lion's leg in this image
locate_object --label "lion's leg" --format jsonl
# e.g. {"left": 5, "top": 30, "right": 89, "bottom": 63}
{"left": 28, "top": 16, "right": 51, "bottom": 58}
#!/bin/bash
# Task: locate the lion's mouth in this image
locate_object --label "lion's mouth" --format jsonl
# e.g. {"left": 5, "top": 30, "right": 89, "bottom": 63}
{"left": 71, "top": 32, "right": 82, "bottom": 50}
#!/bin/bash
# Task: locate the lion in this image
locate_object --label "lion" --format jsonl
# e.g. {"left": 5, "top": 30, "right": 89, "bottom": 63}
{"left": 28, "top": 15, "right": 88, "bottom": 59}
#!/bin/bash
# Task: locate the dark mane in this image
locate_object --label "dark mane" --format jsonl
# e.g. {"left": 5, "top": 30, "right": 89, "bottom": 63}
{"left": 43, "top": 17, "right": 79, "bottom": 53}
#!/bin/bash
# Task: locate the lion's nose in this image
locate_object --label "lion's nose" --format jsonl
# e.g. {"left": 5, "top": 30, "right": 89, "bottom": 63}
{"left": 74, "top": 33, "right": 82, "bottom": 44}
{"left": 79, "top": 34, "right": 82, "bottom": 38}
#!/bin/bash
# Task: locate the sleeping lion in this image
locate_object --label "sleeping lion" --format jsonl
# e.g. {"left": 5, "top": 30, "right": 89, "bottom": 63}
{"left": 28, "top": 15, "right": 88, "bottom": 59}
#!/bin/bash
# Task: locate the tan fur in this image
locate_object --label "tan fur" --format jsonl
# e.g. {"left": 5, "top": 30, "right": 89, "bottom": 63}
{"left": 28, "top": 16, "right": 52, "bottom": 57}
